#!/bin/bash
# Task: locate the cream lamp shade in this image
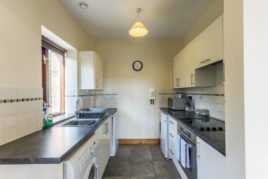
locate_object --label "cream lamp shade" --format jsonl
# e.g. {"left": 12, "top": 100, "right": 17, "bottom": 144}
{"left": 129, "top": 8, "right": 149, "bottom": 37}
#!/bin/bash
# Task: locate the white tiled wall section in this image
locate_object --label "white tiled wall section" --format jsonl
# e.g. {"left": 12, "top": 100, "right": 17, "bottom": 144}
{"left": 95, "top": 95, "right": 118, "bottom": 108}
{"left": 192, "top": 95, "right": 225, "bottom": 120}
{"left": 0, "top": 87, "right": 43, "bottom": 146}
{"left": 78, "top": 90, "right": 118, "bottom": 108}
{"left": 175, "top": 63, "right": 225, "bottom": 120}
{"left": 65, "top": 89, "right": 78, "bottom": 114}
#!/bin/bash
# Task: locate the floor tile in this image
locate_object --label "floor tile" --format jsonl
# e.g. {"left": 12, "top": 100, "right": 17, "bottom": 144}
{"left": 150, "top": 148, "right": 166, "bottom": 161}
{"left": 129, "top": 176, "right": 157, "bottom": 179}
{"left": 129, "top": 161, "right": 155, "bottom": 177}
{"left": 104, "top": 159, "right": 131, "bottom": 176}
{"left": 115, "top": 145, "right": 132, "bottom": 161}
{"left": 153, "top": 161, "right": 179, "bottom": 177}
{"left": 130, "top": 144, "right": 150, "bottom": 152}
{"left": 130, "top": 150, "right": 152, "bottom": 162}
{"left": 157, "top": 176, "right": 181, "bottom": 179}
{"left": 103, "top": 145, "right": 181, "bottom": 179}
{"left": 103, "top": 177, "right": 128, "bottom": 179}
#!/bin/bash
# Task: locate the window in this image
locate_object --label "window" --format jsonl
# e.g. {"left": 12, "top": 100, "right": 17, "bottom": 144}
{"left": 42, "top": 37, "right": 66, "bottom": 116}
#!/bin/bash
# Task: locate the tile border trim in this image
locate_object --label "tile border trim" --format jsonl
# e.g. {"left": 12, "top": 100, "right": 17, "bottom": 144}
{"left": 66, "top": 94, "right": 118, "bottom": 97}
{"left": 0, "top": 98, "right": 43, "bottom": 104}
{"left": 158, "top": 92, "right": 224, "bottom": 97}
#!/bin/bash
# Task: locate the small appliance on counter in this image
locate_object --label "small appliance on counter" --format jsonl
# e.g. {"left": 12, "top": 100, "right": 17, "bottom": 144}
{"left": 195, "top": 109, "right": 210, "bottom": 117}
{"left": 168, "top": 95, "right": 186, "bottom": 111}
{"left": 185, "top": 96, "right": 195, "bottom": 112}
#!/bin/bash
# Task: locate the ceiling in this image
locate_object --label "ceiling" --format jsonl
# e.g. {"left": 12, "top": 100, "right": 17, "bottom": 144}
{"left": 61, "top": 0, "right": 220, "bottom": 40}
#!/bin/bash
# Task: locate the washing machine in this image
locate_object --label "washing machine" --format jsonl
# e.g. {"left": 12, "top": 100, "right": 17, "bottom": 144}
{"left": 64, "top": 134, "right": 99, "bottom": 179}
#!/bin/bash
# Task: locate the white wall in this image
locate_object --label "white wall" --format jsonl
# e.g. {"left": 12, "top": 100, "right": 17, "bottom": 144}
{"left": 0, "top": 0, "right": 93, "bottom": 88}
{"left": 96, "top": 40, "right": 181, "bottom": 139}
{"left": 65, "top": 50, "right": 78, "bottom": 114}
{"left": 0, "top": 0, "right": 93, "bottom": 145}
{"left": 243, "top": 0, "right": 268, "bottom": 178}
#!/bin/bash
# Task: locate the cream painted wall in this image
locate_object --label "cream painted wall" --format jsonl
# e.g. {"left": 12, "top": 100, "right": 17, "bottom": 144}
{"left": 224, "top": 0, "right": 245, "bottom": 178}
{"left": 0, "top": 0, "right": 93, "bottom": 144}
{"left": 96, "top": 40, "right": 181, "bottom": 139}
{"left": 0, "top": 0, "right": 93, "bottom": 88}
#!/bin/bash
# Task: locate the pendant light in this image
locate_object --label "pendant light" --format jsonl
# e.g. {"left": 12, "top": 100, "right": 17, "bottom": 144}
{"left": 129, "top": 8, "right": 149, "bottom": 37}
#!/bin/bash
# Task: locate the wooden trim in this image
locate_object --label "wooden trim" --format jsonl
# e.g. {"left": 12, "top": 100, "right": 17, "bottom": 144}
{"left": 42, "top": 36, "right": 66, "bottom": 54}
{"left": 119, "top": 139, "right": 160, "bottom": 145}
{"left": 60, "top": 54, "right": 65, "bottom": 113}
{"left": 41, "top": 45, "right": 66, "bottom": 114}
{"left": 42, "top": 47, "right": 49, "bottom": 103}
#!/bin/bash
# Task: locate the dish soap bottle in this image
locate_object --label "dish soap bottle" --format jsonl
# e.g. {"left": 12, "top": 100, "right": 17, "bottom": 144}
{"left": 43, "top": 103, "right": 53, "bottom": 127}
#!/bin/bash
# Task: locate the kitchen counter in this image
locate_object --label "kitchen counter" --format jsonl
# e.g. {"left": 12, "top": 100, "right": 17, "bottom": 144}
{"left": 160, "top": 108, "right": 225, "bottom": 156}
{"left": 0, "top": 108, "right": 117, "bottom": 164}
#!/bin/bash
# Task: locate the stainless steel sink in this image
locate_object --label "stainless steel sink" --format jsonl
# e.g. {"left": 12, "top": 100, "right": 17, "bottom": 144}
{"left": 58, "top": 118, "right": 99, "bottom": 127}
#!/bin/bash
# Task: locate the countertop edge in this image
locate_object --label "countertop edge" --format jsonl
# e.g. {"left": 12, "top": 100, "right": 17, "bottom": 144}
{"left": 0, "top": 108, "right": 118, "bottom": 164}
{"left": 160, "top": 108, "right": 226, "bottom": 156}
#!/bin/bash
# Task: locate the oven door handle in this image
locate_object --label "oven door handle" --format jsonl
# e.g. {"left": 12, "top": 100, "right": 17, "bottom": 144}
{"left": 178, "top": 130, "right": 194, "bottom": 145}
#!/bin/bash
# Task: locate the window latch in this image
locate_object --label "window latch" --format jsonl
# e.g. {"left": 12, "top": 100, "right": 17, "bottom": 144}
{"left": 43, "top": 55, "right": 48, "bottom": 64}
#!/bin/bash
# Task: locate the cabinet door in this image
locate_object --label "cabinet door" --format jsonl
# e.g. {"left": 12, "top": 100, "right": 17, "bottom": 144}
{"left": 79, "top": 51, "right": 103, "bottom": 90}
{"left": 197, "top": 137, "right": 226, "bottom": 179}
{"left": 96, "top": 118, "right": 111, "bottom": 177}
{"left": 79, "top": 51, "right": 95, "bottom": 90}
{"left": 173, "top": 53, "right": 182, "bottom": 88}
{"left": 180, "top": 44, "right": 196, "bottom": 88}
{"left": 168, "top": 117, "right": 177, "bottom": 159}
{"left": 94, "top": 53, "right": 103, "bottom": 90}
{"left": 173, "top": 44, "right": 196, "bottom": 89}
{"left": 195, "top": 15, "right": 223, "bottom": 68}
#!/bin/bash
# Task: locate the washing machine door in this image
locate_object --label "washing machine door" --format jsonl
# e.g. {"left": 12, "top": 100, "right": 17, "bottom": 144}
{"left": 83, "top": 157, "right": 99, "bottom": 179}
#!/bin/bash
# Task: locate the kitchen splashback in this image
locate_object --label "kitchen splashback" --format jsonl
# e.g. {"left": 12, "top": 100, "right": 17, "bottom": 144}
{"left": 0, "top": 87, "right": 43, "bottom": 146}
{"left": 79, "top": 90, "right": 118, "bottom": 108}
{"left": 176, "top": 62, "right": 225, "bottom": 120}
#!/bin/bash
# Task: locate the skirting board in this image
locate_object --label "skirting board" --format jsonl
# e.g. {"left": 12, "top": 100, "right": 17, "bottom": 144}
{"left": 119, "top": 139, "right": 160, "bottom": 145}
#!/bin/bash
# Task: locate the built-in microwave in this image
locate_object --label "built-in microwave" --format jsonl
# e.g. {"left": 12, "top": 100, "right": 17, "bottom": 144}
{"left": 168, "top": 97, "right": 186, "bottom": 111}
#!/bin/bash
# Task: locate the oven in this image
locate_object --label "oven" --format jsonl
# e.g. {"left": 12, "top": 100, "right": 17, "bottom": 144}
{"left": 176, "top": 122, "right": 197, "bottom": 179}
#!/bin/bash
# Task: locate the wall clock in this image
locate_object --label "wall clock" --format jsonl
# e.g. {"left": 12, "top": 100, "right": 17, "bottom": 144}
{"left": 132, "top": 60, "right": 143, "bottom": 71}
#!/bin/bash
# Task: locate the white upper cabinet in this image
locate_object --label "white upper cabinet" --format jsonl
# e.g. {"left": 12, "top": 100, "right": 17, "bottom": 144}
{"left": 173, "top": 15, "right": 223, "bottom": 89}
{"left": 194, "top": 15, "right": 223, "bottom": 68}
{"left": 79, "top": 51, "right": 103, "bottom": 90}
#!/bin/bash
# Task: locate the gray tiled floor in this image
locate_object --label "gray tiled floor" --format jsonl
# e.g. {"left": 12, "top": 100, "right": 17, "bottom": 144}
{"left": 103, "top": 144, "right": 181, "bottom": 179}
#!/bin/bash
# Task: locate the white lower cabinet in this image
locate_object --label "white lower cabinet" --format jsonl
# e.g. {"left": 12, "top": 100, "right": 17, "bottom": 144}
{"left": 96, "top": 117, "right": 112, "bottom": 178}
{"left": 197, "top": 137, "right": 226, "bottom": 179}
{"left": 168, "top": 116, "right": 177, "bottom": 159}
{"left": 168, "top": 117, "right": 188, "bottom": 179}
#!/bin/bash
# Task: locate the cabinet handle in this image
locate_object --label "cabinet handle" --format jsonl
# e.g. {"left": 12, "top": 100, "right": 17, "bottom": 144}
{"left": 176, "top": 78, "right": 180, "bottom": 87}
{"left": 197, "top": 141, "right": 200, "bottom": 158}
{"left": 169, "top": 149, "right": 174, "bottom": 156}
{"left": 200, "top": 59, "right": 211, "bottom": 64}
{"left": 169, "top": 120, "right": 174, "bottom": 125}
{"left": 191, "top": 73, "right": 194, "bottom": 86}
{"left": 104, "top": 121, "right": 108, "bottom": 135}
{"left": 169, "top": 133, "right": 174, "bottom": 138}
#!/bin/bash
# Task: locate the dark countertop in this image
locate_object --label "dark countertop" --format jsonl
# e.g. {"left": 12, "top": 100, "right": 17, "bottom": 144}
{"left": 160, "top": 108, "right": 225, "bottom": 156}
{"left": 0, "top": 108, "right": 117, "bottom": 164}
